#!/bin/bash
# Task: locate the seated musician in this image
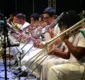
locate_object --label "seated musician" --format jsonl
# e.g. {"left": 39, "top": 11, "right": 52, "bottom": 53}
{"left": 7, "top": 13, "right": 30, "bottom": 62}
{"left": 24, "top": 13, "right": 40, "bottom": 41}
{"left": 11, "top": 13, "right": 30, "bottom": 41}
{"left": 33, "top": 7, "right": 61, "bottom": 48}
{"left": 40, "top": 10, "right": 85, "bottom": 80}
{"left": 16, "top": 13, "right": 30, "bottom": 32}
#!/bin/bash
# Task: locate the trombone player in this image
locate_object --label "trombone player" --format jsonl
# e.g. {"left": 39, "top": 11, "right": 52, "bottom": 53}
{"left": 40, "top": 10, "right": 85, "bottom": 80}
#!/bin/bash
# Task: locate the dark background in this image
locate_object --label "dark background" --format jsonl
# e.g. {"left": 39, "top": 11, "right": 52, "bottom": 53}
{"left": 0, "top": 0, "right": 85, "bottom": 21}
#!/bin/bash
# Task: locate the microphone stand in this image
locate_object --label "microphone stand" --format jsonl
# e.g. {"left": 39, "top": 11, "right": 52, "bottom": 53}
{"left": 6, "top": 34, "right": 12, "bottom": 69}
{"left": 0, "top": 13, "right": 18, "bottom": 80}
{"left": 1, "top": 14, "right": 8, "bottom": 80}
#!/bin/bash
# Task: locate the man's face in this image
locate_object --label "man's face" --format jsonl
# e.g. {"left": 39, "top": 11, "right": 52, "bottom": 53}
{"left": 43, "top": 14, "right": 54, "bottom": 25}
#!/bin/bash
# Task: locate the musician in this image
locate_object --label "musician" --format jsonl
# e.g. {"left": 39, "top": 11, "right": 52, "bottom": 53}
{"left": 43, "top": 7, "right": 60, "bottom": 38}
{"left": 40, "top": 11, "right": 85, "bottom": 80}
{"left": 7, "top": 13, "right": 30, "bottom": 62}
{"left": 29, "top": 13, "right": 40, "bottom": 39}
{"left": 33, "top": 7, "right": 61, "bottom": 48}
{"left": 16, "top": 13, "right": 30, "bottom": 31}
{"left": 11, "top": 13, "right": 30, "bottom": 41}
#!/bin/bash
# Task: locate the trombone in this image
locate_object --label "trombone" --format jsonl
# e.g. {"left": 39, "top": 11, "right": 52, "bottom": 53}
{"left": 13, "top": 18, "right": 85, "bottom": 79}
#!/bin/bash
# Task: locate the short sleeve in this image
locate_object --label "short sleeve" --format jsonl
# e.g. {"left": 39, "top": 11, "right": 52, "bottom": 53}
{"left": 77, "top": 34, "right": 85, "bottom": 48}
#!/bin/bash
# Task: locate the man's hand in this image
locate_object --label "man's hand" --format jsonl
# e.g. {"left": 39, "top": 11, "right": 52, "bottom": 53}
{"left": 61, "top": 33, "right": 69, "bottom": 41}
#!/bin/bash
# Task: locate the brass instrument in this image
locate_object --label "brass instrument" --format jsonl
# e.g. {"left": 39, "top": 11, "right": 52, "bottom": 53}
{"left": 11, "top": 22, "right": 20, "bottom": 31}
